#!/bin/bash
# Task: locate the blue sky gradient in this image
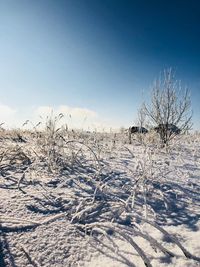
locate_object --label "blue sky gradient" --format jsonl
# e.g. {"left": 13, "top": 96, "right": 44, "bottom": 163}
{"left": 0, "top": 0, "right": 200, "bottom": 129}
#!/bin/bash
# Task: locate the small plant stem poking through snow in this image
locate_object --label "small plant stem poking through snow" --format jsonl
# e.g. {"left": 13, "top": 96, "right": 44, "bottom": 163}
{"left": 17, "top": 244, "right": 41, "bottom": 267}
{"left": 0, "top": 120, "right": 200, "bottom": 267}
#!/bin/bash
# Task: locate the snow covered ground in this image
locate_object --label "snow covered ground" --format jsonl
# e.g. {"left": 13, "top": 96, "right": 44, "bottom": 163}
{"left": 0, "top": 127, "right": 200, "bottom": 267}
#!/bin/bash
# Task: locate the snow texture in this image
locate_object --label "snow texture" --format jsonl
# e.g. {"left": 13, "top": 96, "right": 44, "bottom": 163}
{"left": 0, "top": 127, "right": 200, "bottom": 267}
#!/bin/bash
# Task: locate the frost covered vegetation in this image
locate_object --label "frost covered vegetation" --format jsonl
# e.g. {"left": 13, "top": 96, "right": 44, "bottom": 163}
{"left": 0, "top": 117, "right": 200, "bottom": 267}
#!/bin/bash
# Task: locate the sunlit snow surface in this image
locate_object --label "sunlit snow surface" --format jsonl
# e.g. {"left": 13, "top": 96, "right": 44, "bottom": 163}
{"left": 0, "top": 129, "right": 200, "bottom": 267}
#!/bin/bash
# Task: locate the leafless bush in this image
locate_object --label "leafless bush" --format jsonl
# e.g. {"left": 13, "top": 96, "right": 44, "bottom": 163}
{"left": 143, "top": 69, "right": 192, "bottom": 146}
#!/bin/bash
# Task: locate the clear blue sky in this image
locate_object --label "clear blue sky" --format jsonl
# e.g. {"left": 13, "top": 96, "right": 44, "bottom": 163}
{"left": 0, "top": 0, "right": 200, "bottom": 129}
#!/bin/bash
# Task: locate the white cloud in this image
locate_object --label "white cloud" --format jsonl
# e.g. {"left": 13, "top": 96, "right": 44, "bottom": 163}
{"left": 60, "top": 106, "right": 97, "bottom": 119}
{"left": 35, "top": 105, "right": 97, "bottom": 118}
{"left": 0, "top": 104, "right": 16, "bottom": 116}
{"left": 34, "top": 105, "right": 97, "bottom": 120}
{"left": 33, "top": 105, "right": 114, "bottom": 131}
{"left": 0, "top": 104, "right": 120, "bottom": 131}
{"left": 35, "top": 106, "right": 53, "bottom": 118}
{"left": 0, "top": 104, "right": 17, "bottom": 126}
